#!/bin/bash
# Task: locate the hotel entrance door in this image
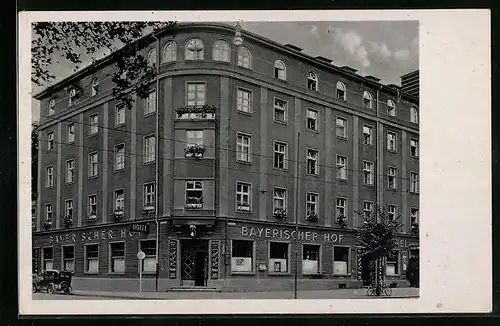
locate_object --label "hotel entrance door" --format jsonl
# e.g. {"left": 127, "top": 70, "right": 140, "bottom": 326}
{"left": 181, "top": 240, "right": 208, "bottom": 286}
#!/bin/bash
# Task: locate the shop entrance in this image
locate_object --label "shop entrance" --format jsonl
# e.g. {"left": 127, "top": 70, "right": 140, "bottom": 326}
{"left": 361, "top": 255, "right": 376, "bottom": 286}
{"left": 181, "top": 240, "right": 208, "bottom": 286}
{"left": 407, "top": 248, "right": 420, "bottom": 287}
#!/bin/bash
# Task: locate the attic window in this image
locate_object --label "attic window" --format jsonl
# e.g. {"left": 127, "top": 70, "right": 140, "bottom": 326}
{"left": 387, "top": 99, "right": 396, "bottom": 116}
{"left": 68, "top": 88, "right": 77, "bottom": 106}
{"left": 48, "top": 99, "right": 55, "bottom": 116}
{"left": 147, "top": 48, "right": 157, "bottom": 67}
{"left": 91, "top": 78, "right": 99, "bottom": 97}
{"left": 363, "top": 91, "right": 372, "bottom": 109}
{"left": 274, "top": 60, "right": 286, "bottom": 81}
{"left": 307, "top": 71, "right": 318, "bottom": 91}
{"left": 336, "top": 81, "right": 346, "bottom": 101}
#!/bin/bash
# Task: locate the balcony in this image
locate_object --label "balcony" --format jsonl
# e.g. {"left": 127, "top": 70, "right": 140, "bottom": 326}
{"left": 236, "top": 203, "right": 251, "bottom": 212}
{"left": 63, "top": 215, "right": 73, "bottom": 228}
{"left": 176, "top": 105, "right": 216, "bottom": 120}
{"left": 184, "top": 144, "right": 205, "bottom": 158}
{"left": 306, "top": 212, "right": 319, "bottom": 223}
{"left": 113, "top": 209, "right": 124, "bottom": 220}
{"left": 273, "top": 208, "right": 287, "bottom": 220}
{"left": 185, "top": 197, "right": 203, "bottom": 209}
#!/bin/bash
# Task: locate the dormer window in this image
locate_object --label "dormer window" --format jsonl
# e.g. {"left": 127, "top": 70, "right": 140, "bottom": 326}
{"left": 68, "top": 88, "right": 77, "bottom": 106}
{"left": 274, "top": 60, "right": 286, "bottom": 80}
{"left": 237, "top": 46, "right": 251, "bottom": 69}
{"left": 185, "top": 38, "right": 204, "bottom": 60}
{"left": 48, "top": 99, "right": 55, "bottom": 116}
{"left": 307, "top": 71, "right": 318, "bottom": 91}
{"left": 91, "top": 78, "right": 99, "bottom": 96}
{"left": 147, "top": 48, "right": 157, "bottom": 67}
{"left": 162, "top": 41, "right": 177, "bottom": 63}
{"left": 213, "top": 40, "right": 230, "bottom": 62}
{"left": 387, "top": 99, "right": 396, "bottom": 116}
{"left": 363, "top": 91, "right": 372, "bottom": 108}
{"left": 336, "top": 81, "right": 346, "bottom": 100}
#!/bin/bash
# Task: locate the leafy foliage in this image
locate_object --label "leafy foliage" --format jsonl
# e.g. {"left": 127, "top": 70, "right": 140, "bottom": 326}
{"left": 31, "top": 21, "right": 177, "bottom": 108}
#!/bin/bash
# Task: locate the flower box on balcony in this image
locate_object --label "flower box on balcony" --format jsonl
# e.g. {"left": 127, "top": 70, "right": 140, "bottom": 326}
{"left": 337, "top": 215, "right": 348, "bottom": 229}
{"left": 43, "top": 219, "right": 52, "bottom": 229}
{"left": 87, "top": 214, "right": 97, "bottom": 222}
{"left": 114, "top": 209, "right": 124, "bottom": 219}
{"left": 184, "top": 145, "right": 205, "bottom": 158}
{"left": 185, "top": 197, "right": 203, "bottom": 209}
{"left": 306, "top": 213, "right": 319, "bottom": 223}
{"left": 63, "top": 215, "right": 73, "bottom": 228}
{"left": 273, "top": 208, "right": 287, "bottom": 220}
{"left": 176, "top": 105, "right": 216, "bottom": 120}
{"left": 237, "top": 204, "right": 251, "bottom": 212}
{"left": 142, "top": 206, "right": 155, "bottom": 213}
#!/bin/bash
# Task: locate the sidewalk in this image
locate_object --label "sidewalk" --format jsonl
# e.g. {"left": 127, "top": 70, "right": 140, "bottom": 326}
{"left": 70, "top": 288, "right": 419, "bottom": 300}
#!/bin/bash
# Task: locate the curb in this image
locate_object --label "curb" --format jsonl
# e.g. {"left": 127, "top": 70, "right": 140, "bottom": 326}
{"left": 71, "top": 292, "right": 161, "bottom": 300}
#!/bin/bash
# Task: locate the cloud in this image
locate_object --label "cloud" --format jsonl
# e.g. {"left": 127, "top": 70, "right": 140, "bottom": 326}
{"left": 331, "top": 28, "right": 370, "bottom": 67}
{"left": 393, "top": 49, "right": 411, "bottom": 60}
{"left": 309, "top": 24, "right": 320, "bottom": 39}
{"left": 368, "top": 41, "right": 392, "bottom": 60}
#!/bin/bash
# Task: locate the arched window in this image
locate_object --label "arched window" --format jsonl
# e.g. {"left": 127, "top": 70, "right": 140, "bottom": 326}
{"left": 237, "top": 46, "right": 251, "bottom": 69}
{"left": 387, "top": 99, "right": 396, "bottom": 116}
{"left": 336, "top": 81, "right": 346, "bottom": 100}
{"left": 363, "top": 91, "right": 372, "bottom": 108}
{"left": 68, "top": 88, "right": 76, "bottom": 106}
{"left": 307, "top": 71, "right": 318, "bottom": 91}
{"left": 147, "top": 48, "right": 157, "bottom": 67}
{"left": 162, "top": 41, "right": 177, "bottom": 63}
{"left": 212, "top": 40, "right": 230, "bottom": 62}
{"left": 185, "top": 38, "right": 204, "bottom": 60}
{"left": 91, "top": 78, "right": 99, "bottom": 97}
{"left": 48, "top": 99, "right": 55, "bottom": 116}
{"left": 410, "top": 107, "right": 418, "bottom": 124}
{"left": 274, "top": 60, "right": 286, "bottom": 80}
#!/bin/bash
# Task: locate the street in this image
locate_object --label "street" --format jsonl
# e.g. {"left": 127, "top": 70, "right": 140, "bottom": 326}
{"left": 33, "top": 293, "right": 119, "bottom": 300}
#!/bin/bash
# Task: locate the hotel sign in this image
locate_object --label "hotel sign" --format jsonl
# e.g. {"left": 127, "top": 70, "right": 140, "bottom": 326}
{"left": 240, "top": 226, "right": 345, "bottom": 243}
{"left": 47, "top": 228, "right": 139, "bottom": 245}
{"left": 130, "top": 223, "right": 150, "bottom": 233}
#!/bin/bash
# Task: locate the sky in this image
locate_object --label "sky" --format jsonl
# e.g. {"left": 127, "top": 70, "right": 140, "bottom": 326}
{"left": 31, "top": 21, "right": 418, "bottom": 122}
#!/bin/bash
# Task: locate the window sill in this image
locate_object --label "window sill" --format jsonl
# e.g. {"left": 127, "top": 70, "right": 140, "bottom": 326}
{"left": 336, "top": 178, "right": 348, "bottom": 183}
{"left": 139, "top": 271, "right": 157, "bottom": 275}
{"left": 306, "top": 173, "right": 320, "bottom": 178}
{"left": 333, "top": 273, "right": 352, "bottom": 277}
{"left": 363, "top": 143, "right": 375, "bottom": 147}
{"left": 268, "top": 272, "right": 291, "bottom": 276}
{"left": 108, "top": 272, "right": 126, "bottom": 275}
{"left": 387, "top": 187, "right": 398, "bottom": 192}
{"left": 273, "top": 119, "right": 288, "bottom": 126}
{"left": 272, "top": 167, "right": 289, "bottom": 172}
{"left": 236, "top": 110, "right": 253, "bottom": 117}
{"left": 115, "top": 123, "right": 126, "bottom": 128}
{"left": 236, "top": 65, "right": 252, "bottom": 71}
{"left": 84, "top": 272, "right": 99, "bottom": 275}
{"left": 231, "top": 271, "right": 256, "bottom": 276}
{"left": 388, "top": 149, "right": 398, "bottom": 154}
{"left": 409, "top": 191, "right": 419, "bottom": 195}
{"left": 65, "top": 181, "right": 75, "bottom": 186}
{"left": 306, "top": 128, "right": 320, "bottom": 134}
{"left": 144, "top": 112, "right": 157, "bottom": 118}
{"left": 336, "top": 136, "right": 348, "bottom": 141}
{"left": 67, "top": 140, "right": 75, "bottom": 145}
{"left": 236, "top": 209, "right": 252, "bottom": 214}
{"left": 47, "top": 149, "right": 55, "bottom": 152}
{"left": 363, "top": 184, "right": 375, "bottom": 188}
{"left": 236, "top": 160, "right": 252, "bottom": 165}
{"left": 143, "top": 160, "right": 156, "bottom": 166}
{"left": 88, "top": 175, "right": 99, "bottom": 180}
{"left": 89, "top": 133, "right": 98, "bottom": 138}
{"left": 114, "top": 168, "right": 125, "bottom": 173}
{"left": 410, "top": 155, "right": 419, "bottom": 159}
{"left": 45, "top": 185, "right": 54, "bottom": 189}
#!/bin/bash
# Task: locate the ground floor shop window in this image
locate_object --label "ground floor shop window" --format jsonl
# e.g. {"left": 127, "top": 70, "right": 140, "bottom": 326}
{"left": 42, "top": 247, "right": 53, "bottom": 271}
{"left": 62, "top": 246, "right": 75, "bottom": 272}
{"left": 231, "top": 240, "right": 254, "bottom": 273}
{"left": 386, "top": 250, "right": 399, "bottom": 276}
{"left": 110, "top": 242, "right": 125, "bottom": 273}
{"left": 85, "top": 244, "right": 99, "bottom": 274}
{"left": 333, "top": 246, "right": 349, "bottom": 275}
{"left": 140, "top": 240, "right": 156, "bottom": 273}
{"left": 302, "top": 244, "right": 320, "bottom": 275}
{"left": 269, "top": 242, "right": 289, "bottom": 274}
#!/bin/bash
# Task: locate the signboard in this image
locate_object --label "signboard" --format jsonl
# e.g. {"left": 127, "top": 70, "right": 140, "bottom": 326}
{"left": 47, "top": 228, "right": 138, "bottom": 245}
{"left": 168, "top": 240, "right": 177, "bottom": 279}
{"left": 240, "top": 226, "right": 345, "bottom": 243}
{"left": 137, "top": 251, "right": 146, "bottom": 260}
{"left": 130, "top": 223, "right": 149, "bottom": 233}
{"left": 210, "top": 240, "right": 219, "bottom": 279}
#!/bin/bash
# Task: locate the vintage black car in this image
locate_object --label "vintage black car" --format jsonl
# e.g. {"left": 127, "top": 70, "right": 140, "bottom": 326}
{"left": 33, "top": 270, "right": 73, "bottom": 294}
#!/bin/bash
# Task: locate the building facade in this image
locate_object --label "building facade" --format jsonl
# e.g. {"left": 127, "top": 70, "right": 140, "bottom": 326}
{"left": 32, "top": 23, "right": 419, "bottom": 292}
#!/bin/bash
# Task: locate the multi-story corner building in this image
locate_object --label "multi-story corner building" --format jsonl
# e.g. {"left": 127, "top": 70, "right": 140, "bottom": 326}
{"left": 32, "top": 22, "right": 419, "bottom": 292}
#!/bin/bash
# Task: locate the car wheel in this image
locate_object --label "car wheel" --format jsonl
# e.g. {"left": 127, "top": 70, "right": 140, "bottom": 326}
{"left": 47, "top": 283, "right": 55, "bottom": 294}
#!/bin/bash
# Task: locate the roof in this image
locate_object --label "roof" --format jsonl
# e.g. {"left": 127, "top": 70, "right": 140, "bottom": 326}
{"left": 401, "top": 70, "right": 419, "bottom": 79}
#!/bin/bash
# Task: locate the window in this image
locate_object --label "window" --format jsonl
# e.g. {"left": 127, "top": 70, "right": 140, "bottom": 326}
{"left": 48, "top": 99, "right": 55, "bottom": 116}
{"left": 143, "top": 135, "right": 156, "bottom": 163}
{"left": 387, "top": 132, "right": 397, "bottom": 151}
{"left": 185, "top": 181, "right": 203, "bottom": 209}
{"left": 67, "top": 123, "right": 75, "bottom": 143}
{"left": 185, "top": 38, "right": 204, "bottom": 60}
{"left": 88, "top": 195, "right": 97, "bottom": 217}
{"left": 273, "top": 187, "right": 287, "bottom": 215}
{"left": 363, "top": 125, "right": 373, "bottom": 145}
{"left": 115, "top": 104, "right": 125, "bottom": 126}
{"left": 143, "top": 183, "right": 155, "bottom": 210}
{"left": 336, "top": 117, "right": 347, "bottom": 138}
{"left": 89, "top": 114, "right": 98, "bottom": 135}
{"left": 65, "top": 199, "right": 73, "bottom": 218}
{"left": 162, "top": 41, "right": 177, "bottom": 63}
{"left": 363, "top": 91, "right": 372, "bottom": 108}
{"left": 236, "top": 133, "right": 251, "bottom": 163}
{"left": 212, "top": 40, "right": 230, "bottom": 62}
{"left": 147, "top": 48, "right": 157, "bottom": 67}
{"left": 45, "top": 204, "right": 53, "bottom": 221}
{"left": 388, "top": 166, "right": 397, "bottom": 189}
{"left": 302, "top": 244, "right": 320, "bottom": 275}
{"left": 307, "top": 71, "right": 318, "bottom": 91}
{"left": 114, "top": 189, "right": 124, "bottom": 212}
{"left": 410, "top": 172, "right": 419, "bottom": 193}
{"left": 306, "top": 108, "right": 318, "bottom": 131}
{"left": 42, "top": 248, "right": 53, "bottom": 271}
{"left": 62, "top": 159, "right": 74, "bottom": 184}
{"left": 363, "top": 201, "right": 373, "bottom": 218}
{"left": 410, "top": 208, "right": 419, "bottom": 225}
{"left": 387, "top": 99, "right": 396, "bottom": 116}
{"left": 186, "top": 82, "right": 206, "bottom": 106}
{"left": 306, "top": 192, "right": 318, "bottom": 216}
{"left": 410, "top": 107, "right": 419, "bottom": 124}
{"left": 274, "top": 60, "right": 286, "bottom": 80}
{"left": 333, "top": 247, "right": 349, "bottom": 275}
{"left": 388, "top": 205, "right": 397, "bottom": 221}
{"left": 46, "top": 166, "right": 53, "bottom": 188}
{"left": 114, "top": 144, "right": 125, "bottom": 171}
{"left": 231, "top": 240, "right": 254, "bottom": 273}
{"left": 363, "top": 161, "right": 374, "bottom": 185}
{"left": 306, "top": 149, "right": 319, "bottom": 175}
{"left": 336, "top": 197, "right": 347, "bottom": 219}
{"left": 336, "top": 81, "right": 346, "bottom": 100}
{"left": 273, "top": 141, "right": 288, "bottom": 170}
{"left": 85, "top": 244, "right": 99, "bottom": 274}
{"left": 410, "top": 139, "right": 419, "bottom": 157}
{"left": 47, "top": 132, "right": 54, "bottom": 150}
{"left": 68, "top": 88, "right": 76, "bottom": 106}
{"left": 273, "top": 98, "right": 287, "bottom": 123}
{"left": 91, "top": 78, "right": 99, "bottom": 96}
{"left": 186, "top": 130, "right": 203, "bottom": 146}
{"left": 386, "top": 250, "right": 399, "bottom": 276}
{"left": 139, "top": 240, "right": 157, "bottom": 273}
{"left": 88, "top": 152, "right": 98, "bottom": 177}
{"left": 62, "top": 246, "right": 75, "bottom": 272}
{"left": 237, "top": 47, "right": 251, "bottom": 68}
{"left": 269, "top": 242, "right": 289, "bottom": 273}
{"left": 336, "top": 155, "right": 347, "bottom": 180}
{"left": 145, "top": 90, "right": 156, "bottom": 115}
{"left": 236, "top": 182, "right": 251, "bottom": 212}
{"left": 236, "top": 88, "right": 252, "bottom": 113}
{"left": 110, "top": 242, "right": 125, "bottom": 273}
